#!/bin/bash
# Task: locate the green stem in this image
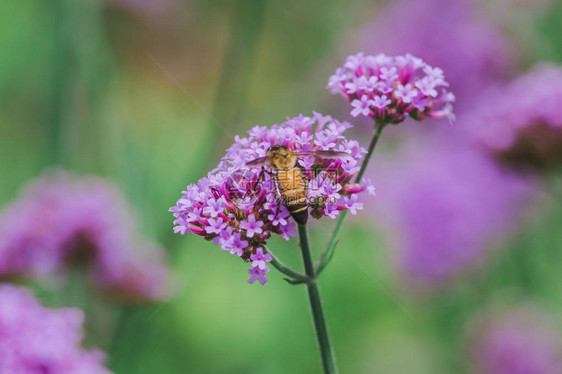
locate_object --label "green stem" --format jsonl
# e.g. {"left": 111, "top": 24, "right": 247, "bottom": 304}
{"left": 356, "top": 120, "right": 386, "bottom": 183}
{"left": 298, "top": 224, "right": 338, "bottom": 374}
{"left": 316, "top": 121, "right": 386, "bottom": 273}
{"left": 265, "top": 246, "right": 309, "bottom": 282}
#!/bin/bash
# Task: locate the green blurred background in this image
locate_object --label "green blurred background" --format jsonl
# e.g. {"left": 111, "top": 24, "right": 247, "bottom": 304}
{"left": 1, "top": 0, "right": 562, "bottom": 373}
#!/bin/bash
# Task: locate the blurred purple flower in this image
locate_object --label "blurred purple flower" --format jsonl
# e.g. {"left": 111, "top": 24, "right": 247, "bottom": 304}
{"left": 373, "top": 137, "right": 535, "bottom": 287}
{"left": 470, "top": 65, "right": 562, "bottom": 170}
{"left": 328, "top": 53, "right": 455, "bottom": 124}
{"left": 356, "top": 0, "right": 512, "bottom": 108}
{"left": 0, "top": 284, "right": 110, "bottom": 373}
{"left": 372, "top": 95, "right": 392, "bottom": 110}
{"left": 467, "top": 305, "right": 562, "bottom": 374}
{"left": 170, "top": 113, "right": 371, "bottom": 285}
{"left": 0, "top": 171, "right": 169, "bottom": 302}
{"left": 344, "top": 194, "right": 363, "bottom": 215}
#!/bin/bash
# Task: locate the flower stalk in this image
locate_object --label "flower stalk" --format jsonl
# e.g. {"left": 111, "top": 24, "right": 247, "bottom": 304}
{"left": 298, "top": 224, "right": 338, "bottom": 374}
{"left": 356, "top": 120, "right": 387, "bottom": 182}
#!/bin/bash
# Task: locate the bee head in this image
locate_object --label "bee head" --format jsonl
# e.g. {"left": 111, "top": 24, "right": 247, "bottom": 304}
{"left": 267, "top": 145, "right": 297, "bottom": 169}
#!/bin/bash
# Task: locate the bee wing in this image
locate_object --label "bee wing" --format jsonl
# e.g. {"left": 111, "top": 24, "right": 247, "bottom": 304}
{"left": 296, "top": 150, "right": 352, "bottom": 160}
{"left": 246, "top": 156, "right": 270, "bottom": 167}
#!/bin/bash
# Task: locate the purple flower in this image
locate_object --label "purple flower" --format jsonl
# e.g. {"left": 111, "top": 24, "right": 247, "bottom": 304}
{"left": 0, "top": 284, "right": 111, "bottom": 373}
{"left": 323, "top": 203, "right": 339, "bottom": 219}
{"left": 205, "top": 217, "right": 228, "bottom": 235}
{"left": 340, "top": 158, "right": 361, "bottom": 175}
{"left": 467, "top": 306, "right": 562, "bottom": 374}
{"left": 344, "top": 194, "right": 363, "bottom": 215}
{"left": 344, "top": 81, "right": 360, "bottom": 94}
{"left": 372, "top": 95, "right": 392, "bottom": 109}
{"left": 329, "top": 52, "right": 454, "bottom": 124}
{"left": 323, "top": 180, "right": 342, "bottom": 201}
{"left": 228, "top": 232, "right": 249, "bottom": 257}
{"left": 0, "top": 170, "right": 170, "bottom": 302}
{"left": 307, "top": 174, "right": 327, "bottom": 198}
{"left": 327, "top": 68, "right": 346, "bottom": 94}
{"left": 250, "top": 247, "right": 272, "bottom": 270}
{"left": 379, "top": 66, "right": 398, "bottom": 81}
{"left": 295, "top": 132, "right": 314, "bottom": 146}
{"left": 343, "top": 52, "right": 365, "bottom": 70}
{"left": 247, "top": 265, "right": 270, "bottom": 285}
{"left": 170, "top": 113, "right": 371, "bottom": 285}
{"left": 297, "top": 156, "right": 315, "bottom": 170}
{"left": 394, "top": 83, "right": 418, "bottom": 103}
{"left": 248, "top": 125, "right": 269, "bottom": 139}
{"left": 412, "top": 96, "right": 429, "bottom": 111}
{"left": 280, "top": 222, "right": 298, "bottom": 240}
{"left": 212, "top": 226, "right": 233, "bottom": 250}
{"left": 361, "top": 178, "right": 376, "bottom": 196}
{"left": 371, "top": 137, "right": 535, "bottom": 287}
{"left": 350, "top": 95, "right": 374, "bottom": 117}
{"left": 313, "top": 130, "right": 339, "bottom": 149}
{"left": 423, "top": 65, "right": 444, "bottom": 81}
{"left": 357, "top": 75, "right": 379, "bottom": 91}
{"left": 203, "top": 196, "right": 227, "bottom": 217}
{"left": 267, "top": 208, "right": 290, "bottom": 227}
{"left": 470, "top": 66, "right": 562, "bottom": 170}
{"left": 239, "top": 215, "right": 264, "bottom": 238}
{"left": 414, "top": 77, "right": 438, "bottom": 97}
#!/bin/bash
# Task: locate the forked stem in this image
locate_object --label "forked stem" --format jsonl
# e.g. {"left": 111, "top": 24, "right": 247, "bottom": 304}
{"left": 298, "top": 224, "right": 338, "bottom": 374}
{"left": 265, "top": 246, "right": 309, "bottom": 283}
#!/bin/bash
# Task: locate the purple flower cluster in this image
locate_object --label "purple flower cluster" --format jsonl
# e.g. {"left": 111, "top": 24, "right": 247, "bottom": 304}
{"left": 0, "top": 171, "right": 169, "bottom": 302}
{"left": 327, "top": 52, "right": 455, "bottom": 124}
{"left": 170, "top": 113, "right": 372, "bottom": 285}
{"left": 471, "top": 66, "right": 562, "bottom": 170}
{"left": 467, "top": 306, "right": 562, "bottom": 374}
{"left": 0, "top": 284, "right": 110, "bottom": 373}
{"left": 372, "top": 137, "right": 534, "bottom": 287}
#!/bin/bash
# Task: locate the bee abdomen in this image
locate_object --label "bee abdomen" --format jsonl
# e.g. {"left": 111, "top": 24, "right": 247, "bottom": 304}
{"left": 278, "top": 168, "right": 308, "bottom": 225}
{"left": 288, "top": 203, "right": 308, "bottom": 225}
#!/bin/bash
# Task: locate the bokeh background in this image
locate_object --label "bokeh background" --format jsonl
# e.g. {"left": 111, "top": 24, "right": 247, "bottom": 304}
{"left": 2, "top": 0, "right": 562, "bottom": 373}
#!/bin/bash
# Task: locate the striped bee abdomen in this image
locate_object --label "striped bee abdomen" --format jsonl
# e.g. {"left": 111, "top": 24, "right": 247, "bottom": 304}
{"left": 277, "top": 168, "right": 308, "bottom": 225}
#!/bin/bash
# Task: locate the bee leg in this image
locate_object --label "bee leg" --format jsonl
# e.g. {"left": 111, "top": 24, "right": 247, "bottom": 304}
{"left": 241, "top": 167, "right": 266, "bottom": 202}
{"left": 274, "top": 196, "right": 282, "bottom": 221}
{"left": 271, "top": 173, "right": 283, "bottom": 221}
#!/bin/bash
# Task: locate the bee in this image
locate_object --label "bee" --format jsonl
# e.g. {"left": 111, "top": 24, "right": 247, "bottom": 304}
{"left": 246, "top": 145, "right": 350, "bottom": 225}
